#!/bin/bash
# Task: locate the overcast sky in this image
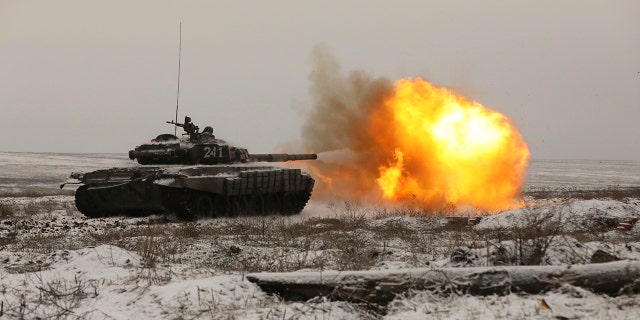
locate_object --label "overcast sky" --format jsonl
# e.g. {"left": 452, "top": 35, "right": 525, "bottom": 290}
{"left": 1, "top": 0, "right": 638, "bottom": 159}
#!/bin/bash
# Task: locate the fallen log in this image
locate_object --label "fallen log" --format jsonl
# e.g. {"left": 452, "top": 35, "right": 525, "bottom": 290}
{"left": 246, "top": 260, "right": 640, "bottom": 305}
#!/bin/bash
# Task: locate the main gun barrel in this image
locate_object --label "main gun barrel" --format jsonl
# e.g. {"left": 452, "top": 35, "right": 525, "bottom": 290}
{"left": 250, "top": 153, "right": 317, "bottom": 162}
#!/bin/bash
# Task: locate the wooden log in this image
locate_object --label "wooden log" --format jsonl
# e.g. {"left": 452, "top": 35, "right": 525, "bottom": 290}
{"left": 247, "top": 260, "right": 640, "bottom": 305}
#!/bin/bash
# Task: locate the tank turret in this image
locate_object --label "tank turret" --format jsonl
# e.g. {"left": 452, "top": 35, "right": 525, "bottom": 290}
{"left": 128, "top": 118, "right": 317, "bottom": 165}
{"left": 129, "top": 141, "right": 318, "bottom": 165}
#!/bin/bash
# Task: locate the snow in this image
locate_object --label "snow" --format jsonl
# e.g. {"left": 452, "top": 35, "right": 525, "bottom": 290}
{"left": 386, "top": 287, "right": 640, "bottom": 320}
{"left": 2, "top": 153, "right": 640, "bottom": 318}
{"left": 525, "top": 159, "right": 640, "bottom": 190}
{"left": 475, "top": 199, "right": 640, "bottom": 232}
{"left": 0, "top": 245, "right": 275, "bottom": 319}
{"left": 4, "top": 245, "right": 639, "bottom": 318}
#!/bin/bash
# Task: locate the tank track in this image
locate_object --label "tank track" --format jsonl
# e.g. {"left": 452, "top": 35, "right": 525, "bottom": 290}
{"left": 175, "top": 189, "right": 313, "bottom": 221}
{"left": 74, "top": 184, "right": 165, "bottom": 218}
{"left": 74, "top": 179, "right": 314, "bottom": 221}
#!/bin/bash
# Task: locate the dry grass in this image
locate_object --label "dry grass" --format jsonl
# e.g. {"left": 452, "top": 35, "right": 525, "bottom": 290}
{"left": 1, "top": 197, "right": 639, "bottom": 319}
{"left": 2, "top": 198, "right": 638, "bottom": 274}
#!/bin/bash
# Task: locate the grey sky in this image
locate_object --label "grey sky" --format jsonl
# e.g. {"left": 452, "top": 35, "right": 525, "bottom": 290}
{"left": 1, "top": 0, "right": 638, "bottom": 159}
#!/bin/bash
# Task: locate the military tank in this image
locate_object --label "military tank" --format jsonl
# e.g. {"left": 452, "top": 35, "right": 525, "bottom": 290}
{"left": 61, "top": 116, "right": 317, "bottom": 220}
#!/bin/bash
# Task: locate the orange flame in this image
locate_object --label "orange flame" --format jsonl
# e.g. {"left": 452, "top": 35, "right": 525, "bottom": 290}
{"left": 371, "top": 78, "right": 529, "bottom": 210}
{"left": 301, "top": 75, "right": 530, "bottom": 212}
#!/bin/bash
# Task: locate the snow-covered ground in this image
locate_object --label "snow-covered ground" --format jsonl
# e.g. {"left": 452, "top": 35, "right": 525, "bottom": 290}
{"left": 1, "top": 152, "right": 640, "bottom": 319}
{"left": 525, "top": 159, "right": 640, "bottom": 190}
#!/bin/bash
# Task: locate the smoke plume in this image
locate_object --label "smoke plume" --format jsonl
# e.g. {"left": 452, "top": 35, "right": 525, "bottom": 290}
{"left": 299, "top": 45, "right": 393, "bottom": 201}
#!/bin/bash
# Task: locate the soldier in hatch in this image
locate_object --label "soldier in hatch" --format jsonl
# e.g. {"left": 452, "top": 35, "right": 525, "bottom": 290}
{"left": 183, "top": 116, "right": 198, "bottom": 135}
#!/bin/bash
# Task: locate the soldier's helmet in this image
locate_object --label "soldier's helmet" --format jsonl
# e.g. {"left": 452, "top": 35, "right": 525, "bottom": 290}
{"left": 184, "top": 116, "right": 192, "bottom": 123}
{"left": 203, "top": 126, "right": 213, "bottom": 134}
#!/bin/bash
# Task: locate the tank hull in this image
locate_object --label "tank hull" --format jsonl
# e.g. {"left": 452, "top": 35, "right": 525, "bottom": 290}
{"left": 71, "top": 165, "right": 314, "bottom": 220}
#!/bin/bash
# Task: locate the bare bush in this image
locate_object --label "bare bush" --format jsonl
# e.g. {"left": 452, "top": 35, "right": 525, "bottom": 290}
{"left": 472, "top": 205, "right": 565, "bottom": 266}
{"left": 133, "top": 226, "right": 178, "bottom": 268}
{"left": 510, "top": 207, "right": 564, "bottom": 265}
{"left": 328, "top": 200, "right": 370, "bottom": 227}
{"left": 35, "top": 274, "right": 93, "bottom": 318}
{"left": 0, "top": 273, "right": 96, "bottom": 319}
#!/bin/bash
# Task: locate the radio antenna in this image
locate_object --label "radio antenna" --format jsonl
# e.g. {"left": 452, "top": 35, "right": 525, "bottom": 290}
{"left": 174, "top": 22, "right": 182, "bottom": 136}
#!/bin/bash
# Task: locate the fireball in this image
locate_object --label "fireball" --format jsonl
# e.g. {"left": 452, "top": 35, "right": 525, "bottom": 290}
{"left": 372, "top": 78, "right": 529, "bottom": 210}
{"left": 302, "top": 72, "right": 529, "bottom": 212}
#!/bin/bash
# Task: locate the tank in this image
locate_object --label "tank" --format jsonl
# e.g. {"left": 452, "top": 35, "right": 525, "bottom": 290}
{"left": 61, "top": 117, "right": 317, "bottom": 220}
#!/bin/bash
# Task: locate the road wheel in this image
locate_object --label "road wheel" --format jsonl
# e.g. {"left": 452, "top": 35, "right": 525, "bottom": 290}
{"left": 281, "top": 193, "right": 297, "bottom": 215}
{"left": 264, "top": 193, "right": 281, "bottom": 214}
{"left": 190, "top": 193, "right": 214, "bottom": 220}
{"left": 212, "top": 196, "right": 229, "bottom": 217}
{"left": 229, "top": 196, "right": 245, "bottom": 217}
{"left": 250, "top": 194, "right": 265, "bottom": 215}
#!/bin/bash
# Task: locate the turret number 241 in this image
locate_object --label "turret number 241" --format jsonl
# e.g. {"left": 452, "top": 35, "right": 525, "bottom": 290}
{"left": 203, "top": 146, "right": 221, "bottom": 158}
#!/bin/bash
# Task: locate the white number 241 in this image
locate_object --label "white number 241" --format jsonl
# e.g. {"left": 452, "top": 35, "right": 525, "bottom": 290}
{"left": 203, "top": 146, "right": 220, "bottom": 158}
